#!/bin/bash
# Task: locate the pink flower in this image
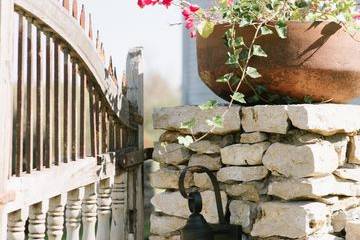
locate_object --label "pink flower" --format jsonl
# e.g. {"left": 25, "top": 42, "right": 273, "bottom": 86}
{"left": 138, "top": 0, "right": 146, "bottom": 8}
{"left": 185, "top": 18, "right": 194, "bottom": 29}
{"left": 227, "top": 0, "right": 234, "bottom": 5}
{"left": 182, "top": 8, "right": 191, "bottom": 18}
{"left": 189, "top": 4, "right": 200, "bottom": 13}
{"left": 354, "top": 13, "right": 360, "bottom": 20}
{"left": 161, "top": 0, "right": 173, "bottom": 7}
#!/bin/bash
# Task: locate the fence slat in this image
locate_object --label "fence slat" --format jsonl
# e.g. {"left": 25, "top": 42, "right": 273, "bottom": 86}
{"left": 54, "top": 40, "right": 61, "bottom": 165}
{"left": 71, "top": 60, "right": 78, "bottom": 161}
{"left": 126, "top": 48, "right": 144, "bottom": 240}
{"left": 25, "top": 19, "right": 34, "bottom": 173}
{"left": 15, "top": 14, "right": 26, "bottom": 177}
{"left": 79, "top": 71, "right": 86, "bottom": 158}
{"left": 63, "top": 50, "right": 70, "bottom": 163}
{"left": 0, "top": 0, "right": 14, "bottom": 237}
{"left": 110, "top": 172, "right": 127, "bottom": 240}
{"left": 34, "top": 28, "right": 44, "bottom": 171}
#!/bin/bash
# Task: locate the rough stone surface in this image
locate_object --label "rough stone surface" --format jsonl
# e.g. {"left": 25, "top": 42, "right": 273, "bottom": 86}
{"left": 159, "top": 131, "right": 182, "bottom": 143}
{"left": 326, "top": 135, "right": 349, "bottom": 166}
{"left": 240, "top": 132, "right": 268, "bottom": 144}
{"left": 188, "top": 135, "right": 233, "bottom": 154}
{"left": 242, "top": 105, "right": 289, "bottom": 134}
{"left": 268, "top": 175, "right": 360, "bottom": 200}
{"left": 188, "top": 154, "right": 222, "bottom": 171}
{"left": 153, "top": 142, "right": 191, "bottom": 166}
{"left": 149, "top": 235, "right": 180, "bottom": 240}
{"left": 193, "top": 172, "right": 214, "bottom": 190}
{"left": 151, "top": 190, "right": 227, "bottom": 224}
{"left": 217, "top": 166, "right": 269, "bottom": 183}
{"left": 334, "top": 168, "right": 360, "bottom": 182}
{"left": 287, "top": 104, "right": 360, "bottom": 136}
{"left": 221, "top": 142, "right": 271, "bottom": 166}
{"left": 150, "top": 214, "right": 186, "bottom": 236}
{"left": 263, "top": 142, "right": 339, "bottom": 178}
{"left": 153, "top": 106, "right": 241, "bottom": 135}
{"left": 251, "top": 202, "right": 331, "bottom": 238}
{"left": 346, "top": 220, "right": 360, "bottom": 240}
{"left": 253, "top": 234, "right": 344, "bottom": 240}
{"left": 332, "top": 207, "right": 360, "bottom": 232}
{"left": 229, "top": 200, "right": 257, "bottom": 233}
{"left": 329, "top": 197, "right": 360, "bottom": 213}
{"left": 349, "top": 136, "right": 360, "bottom": 164}
{"left": 150, "top": 167, "right": 193, "bottom": 190}
{"left": 225, "top": 182, "right": 266, "bottom": 202}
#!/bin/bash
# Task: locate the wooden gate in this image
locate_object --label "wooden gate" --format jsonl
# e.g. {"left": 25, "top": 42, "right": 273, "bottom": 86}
{"left": 0, "top": 0, "right": 145, "bottom": 239}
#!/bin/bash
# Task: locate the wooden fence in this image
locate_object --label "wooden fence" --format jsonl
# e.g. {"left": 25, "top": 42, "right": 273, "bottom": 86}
{"left": 0, "top": 0, "right": 145, "bottom": 239}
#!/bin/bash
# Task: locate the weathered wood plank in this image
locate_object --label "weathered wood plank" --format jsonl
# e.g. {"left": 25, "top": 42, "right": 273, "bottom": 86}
{"left": 126, "top": 47, "right": 144, "bottom": 240}
{"left": 63, "top": 50, "right": 70, "bottom": 163}
{"left": 71, "top": 60, "right": 78, "bottom": 161}
{"left": 6, "top": 152, "right": 117, "bottom": 213}
{"left": 54, "top": 40, "right": 61, "bottom": 165}
{"left": 44, "top": 34, "right": 54, "bottom": 168}
{"left": 15, "top": 14, "right": 26, "bottom": 177}
{"left": 88, "top": 80, "right": 96, "bottom": 157}
{"left": 0, "top": 0, "right": 14, "bottom": 237}
{"left": 34, "top": 27, "right": 44, "bottom": 171}
{"left": 14, "top": 0, "right": 130, "bottom": 126}
{"left": 25, "top": 18, "right": 34, "bottom": 173}
{"left": 79, "top": 71, "right": 86, "bottom": 158}
{"left": 96, "top": 178, "right": 111, "bottom": 240}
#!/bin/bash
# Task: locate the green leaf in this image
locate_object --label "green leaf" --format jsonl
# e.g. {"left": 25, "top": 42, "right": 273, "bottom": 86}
{"left": 246, "top": 67, "right": 262, "bottom": 78}
{"left": 234, "top": 37, "right": 245, "bottom": 47}
{"left": 206, "top": 115, "right": 224, "bottom": 129}
{"left": 180, "top": 118, "right": 196, "bottom": 130}
{"left": 275, "top": 21, "right": 287, "bottom": 39}
{"left": 199, "top": 100, "right": 218, "bottom": 110}
{"left": 260, "top": 26, "right": 273, "bottom": 35}
{"left": 217, "top": 73, "right": 234, "bottom": 83}
{"left": 177, "top": 136, "right": 194, "bottom": 147}
{"left": 253, "top": 45, "right": 268, "bottom": 57}
{"left": 231, "top": 92, "right": 246, "bottom": 104}
{"left": 226, "top": 52, "right": 239, "bottom": 65}
{"left": 303, "top": 96, "right": 313, "bottom": 104}
{"left": 197, "top": 20, "right": 215, "bottom": 38}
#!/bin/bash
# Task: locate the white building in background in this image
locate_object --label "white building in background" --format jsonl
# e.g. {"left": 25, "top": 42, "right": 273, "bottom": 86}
{"left": 182, "top": 0, "right": 224, "bottom": 105}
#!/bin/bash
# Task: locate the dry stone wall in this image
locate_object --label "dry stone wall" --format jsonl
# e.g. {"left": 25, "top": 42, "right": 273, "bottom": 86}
{"left": 149, "top": 104, "right": 360, "bottom": 240}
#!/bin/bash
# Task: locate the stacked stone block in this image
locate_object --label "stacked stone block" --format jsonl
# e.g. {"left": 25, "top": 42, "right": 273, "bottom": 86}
{"left": 149, "top": 104, "right": 360, "bottom": 240}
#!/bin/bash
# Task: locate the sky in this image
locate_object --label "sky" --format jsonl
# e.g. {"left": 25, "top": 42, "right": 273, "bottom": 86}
{"left": 79, "top": 0, "right": 183, "bottom": 88}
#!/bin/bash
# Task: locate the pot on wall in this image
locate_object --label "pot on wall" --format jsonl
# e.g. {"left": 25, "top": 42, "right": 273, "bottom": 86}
{"left": 196, "top": 21, "right": 360, "bottom": 103}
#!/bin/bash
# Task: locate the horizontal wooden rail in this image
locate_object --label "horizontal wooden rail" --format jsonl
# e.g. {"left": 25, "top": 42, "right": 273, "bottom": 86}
{"left": 6, "top": 152, "right": 117, "bottom": 213}
{"left": 14, "top": 0, "right": 131, "bottom": 126}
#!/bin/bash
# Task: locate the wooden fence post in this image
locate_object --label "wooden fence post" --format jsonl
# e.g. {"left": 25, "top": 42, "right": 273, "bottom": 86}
{"left": 126, "top": 48, "right": 144, "bottom": 240}
{"left": 0, "top": 0, "right": 14, "bottom": 238}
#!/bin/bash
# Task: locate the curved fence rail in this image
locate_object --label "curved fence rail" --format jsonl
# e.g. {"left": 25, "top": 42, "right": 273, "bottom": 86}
{"left": 0, "top": 0, "right": 145, "bottom": 239}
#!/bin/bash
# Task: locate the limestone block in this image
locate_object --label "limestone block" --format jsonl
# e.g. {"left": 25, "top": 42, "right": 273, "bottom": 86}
{"left": 329, "top": 197, "right": 360, "bottom": 213}
{"left": 188, "top": 135, "right": 233, "bottom": 154}
{"left": 150, "top": 167, "right": 193, "bottom": 190}
{"left": 159, "top": 131, "right": 183, "bottom": 143}
{"left": 150, "top": 214, "right": 186, "bottom": 236}
{"left": 151, "top": 190, "right": 227, "bottom": 224}
{"left": 229, "top": 200, "right": 257, "bottom": 233}
{"left": 346, "top": 220, "right": 360, "bottom": 240}
{"left": 268, "top": 175, "right": 360, "bottom": 200}
{"left": 240, "top": 132, "right": 268, "bottom": 144}
{"left": 153, "top": 106, "right": 241, "bottom": 135}
{"left": 251, "top": 202, "right": 331, "bottom": 239}
{"left": 149, "top": 235, "right": 180, "bottom": 240}
{"left": 334, "top": 168, "right": 360, "bottom": 182}
{"left": 188, "top": 154, "right": 221, "bottom": 171}
{"left": 326, "top": 135, "right": 349, "bottom": 166}
{"left": 287, "top": 104, "right": 360, "bottom": 136}
{"left": 217, "top": 166, "right": 269, "bottom": 183}
{"left": 221, "top": 142, "right": 270, "bottom": 166}
{"left": 252, "top": 234, "right": 343, "bottom": 240}
{"left": 242, "top": 105, "right": 289, "bottom": 134}
{"left": 193, "top": 172, "right": 214, "bottom": 190}
{"left": 349, "top": 136, "right": 360, "bottom": 164}
{"left": 263, "top": 142, "right": 339, "bottom": 178}
{"left": 225, "top": 182, "right": 266, "bottom": 202}
{"left": 332, "top": 207, "right": 360, "bottom": 232}
{"left": 153, "top": 142, "right": 191, "bottom": 165}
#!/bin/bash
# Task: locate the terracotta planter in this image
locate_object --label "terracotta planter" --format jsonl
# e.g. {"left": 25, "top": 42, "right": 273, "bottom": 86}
{"left": 196, "top": 22, "right": 360, "bottom": 103}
